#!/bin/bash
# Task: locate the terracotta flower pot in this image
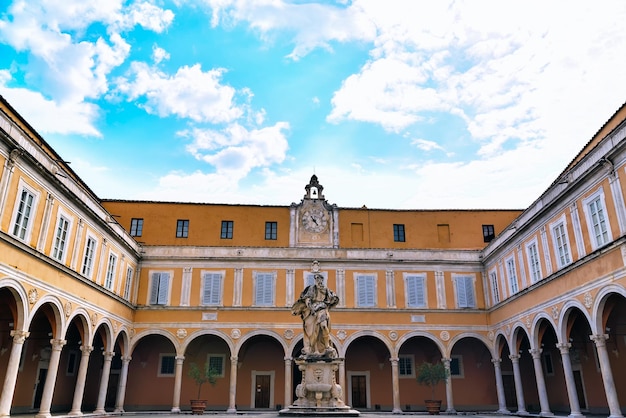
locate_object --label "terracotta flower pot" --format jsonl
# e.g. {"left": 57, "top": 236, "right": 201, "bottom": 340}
{"left": 424, "top": 399, "right": 442, "bottom": 415}
{"left": 190, "top": 399, "right": 207, "bottom": 415}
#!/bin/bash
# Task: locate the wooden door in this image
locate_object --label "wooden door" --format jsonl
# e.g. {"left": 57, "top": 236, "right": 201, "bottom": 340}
{"left": 255, "top": 374, "right": 271, "bottom": 408}
{"left": 350, "top": 375, "right": 367, "bottom": 408}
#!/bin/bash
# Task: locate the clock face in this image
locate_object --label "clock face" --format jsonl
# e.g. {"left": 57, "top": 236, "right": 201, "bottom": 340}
{"left": 301, "top": 208, "right": 328, "bottom": 233}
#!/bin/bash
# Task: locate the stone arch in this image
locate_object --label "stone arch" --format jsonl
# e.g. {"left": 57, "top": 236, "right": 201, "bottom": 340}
{"left": 91, "top": 318, "right": 115, "bottom": 351}
{"left": 448, "top": 332, "right": 494, "bottom": 358}
{"left": 592, "top": 285, "right": 626, "bottom": 335}
{"left": 28, "top": 294, "right": 65, "bottom": 339}
{"left": 342, "top": 330, "right": 393, "bottom": 359}
{"left": 557, "top": 300, "right": 592, "bottom": 343}
{"left": 182, "top": 328, "right": 234, "bottom": 357}
{"left": 493, "top": 332, "right": 511, "bottom": 359}
{"left": 64, "top": 309, "right": 92, "bottom": 343}
{"left": 0, "top": 278, "right": 29, "bottom": 331}
{"left": 286, "top": 333, "right": 342, "bottom": 358}
{"left": 234, "top": 329, "right": 288, "bottom": 358}
{"left": 511, "top": 323, "right": 531, "bottom": 354}
{"left": 530, "top": 312, "right": 558, "bottom": 349}
{"left": 114, "top": 329, "right": 130, "bottom": 357}
{"left": 130, "top": 328, "right": 180, "bottom": 355}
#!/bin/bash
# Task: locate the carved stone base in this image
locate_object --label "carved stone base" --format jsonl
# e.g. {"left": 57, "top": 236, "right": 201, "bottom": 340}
{"left": 279, "top": 358, "right": 359, "bottom": 416}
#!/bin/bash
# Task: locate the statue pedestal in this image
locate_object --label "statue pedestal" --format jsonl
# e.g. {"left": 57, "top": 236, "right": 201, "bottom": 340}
{"left": 279, "top": 358, "right": 359, "bottom": 416}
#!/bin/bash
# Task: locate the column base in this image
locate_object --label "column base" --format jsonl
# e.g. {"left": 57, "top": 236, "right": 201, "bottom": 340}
{"left": 114, "top": 408, "right": 125, "bottom": 413}
{"left": 567, "top": 413, "right": 585, "bottom": 418}
{"left": 35, "top": 413, "right": 51, "bottom": 418}
{"left": 392, "top": 408, "right": 403, "bottom": 414}
{"left": 516, "top": 410, "right": 529, "bottom": 415}
{"left": 67, "top": 410, "right": 83, "bottom": 416}
{"left": 446, "top": 408, "right": 457, "bottom": 414}
{"left": 171, "top": 407, "right": 181, "bottom": 413}
{"left": 539, "top": 412, "right": 554, "bottom": 417}
{"left": 608, "top": 415, "right": 624, "bottom": 418}
{"left": 93, "top": 409, "right": 106, "bottom": 415}
{"left": 227, "top": 407, "right": 238, "bottom": 413}
{"left": 496, "top": 408, "right": 511, "bottom": 414}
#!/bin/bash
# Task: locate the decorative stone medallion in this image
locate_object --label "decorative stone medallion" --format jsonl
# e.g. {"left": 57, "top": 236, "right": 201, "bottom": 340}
{"left": 551, "top": 306, "right": 559, "bottom": 320}
{"left": 64, "top": 302, "right": 72, "bottom": 318}
{"left": 284, "top": 329, "right": 294, "bottom": 340}
{"left": 583, "top": 292, "right": 593, "bottom": 309}
{"left": 90, "top": 313, "right": 98, "bottom": 327}
{"left": 336, "top": 330, "right": 347, "bottom": 340}
{"left": 28, "top": 288, "right": 39, "bottom": 304}
{"left": 525, "top": 316, "right": 531, "bottom": 328}
{"left": 440, "top": 330, "right": 450, "bottom": 341}
{"left": 488, "top": 331, "right": 495, "bottom": 341}
{"left": 176, "top": 328, "right": 187, "bottom": 339}
{"left": 230, "top": 329, "right": 241, "bottom": 339}
{"left": 388, "top": 331, "right": 398, "bottom": 341}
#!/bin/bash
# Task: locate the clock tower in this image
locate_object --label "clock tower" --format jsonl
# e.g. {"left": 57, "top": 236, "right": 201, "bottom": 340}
{"left": 290, "top": 175, "right": 338, "bottom": 248}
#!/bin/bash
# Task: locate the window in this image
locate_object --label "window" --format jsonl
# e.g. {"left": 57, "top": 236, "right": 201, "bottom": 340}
{"left": 52, "top": 215, "right": 70, "bottom": 262}
{"left": 254, "top": 272, "right": 275, "bottom": 306}
{"left": 265, "top": 221, "right": 277, "bottom": 240}
{"left": 482, "top": 224, "right": 495, "bottom": 242}
{"left": 207, "top": 354, "right": 225, "bottom": 377}
{"left": 450, "top": 356, "right": 464, "bottom": 378}
{"left": 149, "top": 272, "right": 171, "bottom": 305}
{"left": 543, "top": 352, "right": 554, "bottom": 376}
{"left": 398, "top": 355, "right": 414, "bottom": 378}
{"left": 104, "top": 253, "right": 117, "bottom": 290}
{"left": 158, "top": 354, "right": 175, "bottom": 377}
{"left": 221, "top": 220, "right": 233, "bottom": 239}
{"left": 81, "top": 236, "right": 97, "bottom": 278}
{"left": 505, "top": 257, "right": 518, "bottom": 294}
{"left": 130, "top": 218, "right": 143, "bottom": 237}
{"left": 123, "top": 267, "right": 133, "bottom": 300}
{"left": 405, "top": 274, "right": 426, "bottom": 308}
{"left": 393, "top": 224, "right": 405, "bottom": 242}
{"left": 454, "top": 275, "right": 475, "bottom": 308}
{"left": 585, "top": 193, "right": 611, "bottom": 248}
{"left": 12, "top": 187, "right": 36, "bottom": 241}
{"left": 202, "top": 272, "right": 223, "bottom": 305}
{"left": 176, "top": 219, "right": 189, "bottom": 238}
{"left": 552, "top": 220, "right": 571, "bottom": 268}
{"left": 66, "top": 350, "right": 78, "bottom": 376}
{"left": 527, "top": 241, "right": 542, "bottom": 283}
{"left": 489, "top": 270, "right": 500, "bottom": 304}
{"left": 356, "top": 274, "right": 376, "bottom": 307}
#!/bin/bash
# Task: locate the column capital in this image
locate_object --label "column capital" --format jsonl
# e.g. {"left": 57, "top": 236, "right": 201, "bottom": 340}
{"left": 590, "top": 333, "right": 609, "bottom": 347}
{"left": 121, "top": 356, "right": 132, "bottom": 363}
{"left": 389, "top": 357, "right": 399, "bottom": 364}
{"left": 175, "top": 355, "right": 185, "bottom": 363}
{"left": 103, "top": 351, "right": 115, "bottom": 361}
{"left": 284, "top": 356, "right": 293, "bottom": 362}
{"left": 529, "top": 348, "right": 543, "bottom": 358}
{"left": 508, "top": 354, "right": 520, "bottom": 362}
{"left": 491, "top": 357, "right": 502, "bottom": 365}
{"left": 80, "top": 345, "right": 94, "bottom": 354}
{"left": 441, "top": 357, "right": 451, "bottom": 366}
{"left": 556, "top": 342, "right": 571, "bottom": 353}
{"left": 10, "top": 330, "right": 30, "bottom": 343}
{"left": 51, "top": 339, "right": 67, "bottom": 351}
{"left": 230, "top": 356, "right": 238, "bottom": 364}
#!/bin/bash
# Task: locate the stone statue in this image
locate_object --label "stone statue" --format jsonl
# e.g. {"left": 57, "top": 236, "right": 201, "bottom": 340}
{"left": 292, "top": 273, "right": 339, "bottom": 358}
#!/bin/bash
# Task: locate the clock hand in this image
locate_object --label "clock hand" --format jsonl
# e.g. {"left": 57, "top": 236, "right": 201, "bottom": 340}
{"left": 311, "top": 216, "right": 318, "bottom": 225}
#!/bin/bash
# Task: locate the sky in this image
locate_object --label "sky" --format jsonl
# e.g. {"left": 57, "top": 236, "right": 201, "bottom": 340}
{"left": 1, "top": 1, "right": 626, "bottom": 210}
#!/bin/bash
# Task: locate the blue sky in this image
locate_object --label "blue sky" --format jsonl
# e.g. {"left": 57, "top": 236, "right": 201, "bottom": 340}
{"left": 1, "top": 0, "right": 626, "bottom": 209}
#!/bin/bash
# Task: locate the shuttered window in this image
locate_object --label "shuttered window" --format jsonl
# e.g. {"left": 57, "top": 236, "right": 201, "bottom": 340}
{"left": 150, "top": 272, "right": 171, "bottom": 305}
{"left": 12, "top": 188, "right": 35, "bottom": 240}
{"left": 255, "top": 272, "right": 275, "bottom": 306}
{"left": 454, "top": 276, "right": 475, "bottom": 308}
{"left": 52, "top": 215, "right": 70, "bottom": 262}
{"left": 405, "top": 275, "right": 426, "bottom": 308}
{"left": 202, "top": 272, "right": 223, "bottom": 305}
{"left": 356, "top": 274, "right": 376, "bottom": 307}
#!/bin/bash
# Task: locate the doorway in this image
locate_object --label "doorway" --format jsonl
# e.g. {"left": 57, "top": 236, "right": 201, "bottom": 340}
{"left": 251, "top": 371, "right": 274, "bottom": 409}
{"left": 347, "top": 371, "right": 369, "bottom": 409}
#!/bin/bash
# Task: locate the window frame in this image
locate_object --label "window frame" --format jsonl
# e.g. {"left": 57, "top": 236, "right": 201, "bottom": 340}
{"left": 130, "top": 218, "right": 144, "bottom": 237}
{"left": 265, "top": 221, "right": 278, "bottom": 240}
{"left": 201, "top": 271, "right": 224, "bottom": 306}
{"left": 10, "top": 181, "right": 39, "bottom": 242}
{"left": 123, "top": 266, "right": 133, "bottom": 301}
{"left": 158, "top": 353, "right": 176, "bottom": 377}
{"left": 398, "top": 354, "right": 415, "bottom": 378}
{"left": 550, "top": 215, "right": 572, "bottom": 268}
{"left": 206, "top": 353, "right": 226, "bottom": 377}
{"left": 393, "top": 224, "right": 405, "bottom": 242}
{"left": 452, "top": 274, "right": 476, "bottom": 308}
{"left": 254, "top": 271, "right": 276, "bottom": 306}
{"left": 583, "top": 189, "right": 612, "bottom": 250}
{"left": 104, "top": 251, "right": 117, "bottom": 290}
{"left": 81, "top": 234, "right": 98, "bottom": 279}
{"left": 403, "top": 273, "right": 427, "bottom": 308}
{"left": 482, "top": 224, "right": 495, "bottom": 243}
{"left": 450, "top": 355, "right": 464, "bottom": 378}
{"left": 221, "top": 220, "right": 234, "bottom": 239}
{"left": 489, "top": 269, "right": 500, "bottom": 305}
{"left": 149, "top": 271, "right": 172, "bottom": 305}
{"left": 176, "top": 219, "right": 189, "bottom": 238}
{"left": 526, "top": 239, "right": 542, "bottom": 284}
{"left": 355, "top": 273, "right": 377, "bottom": 307}
{"left": 505, "top": 256, "right": 519, "bottom": 295}
{"left": 51, "top": 211, "right": 72, "bottom": 263}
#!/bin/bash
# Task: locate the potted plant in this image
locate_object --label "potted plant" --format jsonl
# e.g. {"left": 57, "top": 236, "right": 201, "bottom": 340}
{"left": 188, "top": 362, "right": 218, "bottom": 414}
{"left": 416, "top": 361, "right": 449, "bottom": 415}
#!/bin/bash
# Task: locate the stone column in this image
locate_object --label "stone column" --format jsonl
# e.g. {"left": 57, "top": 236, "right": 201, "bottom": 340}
{"left": 36, "top": 339, "right": 67, "bottom": 418}
{"left": 0, "top": 330, "right": 29, "bottom": 418}
{"left": 491, "top": 358, "right": 508, "bottom": 414}
{"left": 529, "top": 349, "right": 552, "bottom": 416}
{"left": 442, "top": 358, "right": 456, "bottom": 413}
{"left": 284, "top": 357, "right": 293, "bottom": 407}
{"left": 227, "top": 356, "right": 238, "bottom": 413}
{"left": 509, "top": 354, "right": 527, "bottom": 414}
{"left": 389, "top": 357, "right": 402, "bottom": 413}
{"left": 171, "top": 356, "right": 185, "bottom": 413}
{"left": 338, "top": 360, "right": 346, "bottom": 403}
{"left": 590, "top": 334, "right": 623, "bottom": 418}
{"left": 114, "top": 356, "right": 131, "bottom": 412}
{"left": 69, "top": 345, "right": 94, "bottom": 415}
{"left": 0, "top": 150, "right": 18, "bottom": 217}
{"left": 93, "top": 351, "right": 114, "bottom": 414}
{"left": 556, "top": 343, "right": 584, "bottom": 418}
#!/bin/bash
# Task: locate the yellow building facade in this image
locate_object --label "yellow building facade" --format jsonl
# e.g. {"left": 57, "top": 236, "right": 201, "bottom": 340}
{"left": 1, "top": 94, "right": 626, "bottom": 417}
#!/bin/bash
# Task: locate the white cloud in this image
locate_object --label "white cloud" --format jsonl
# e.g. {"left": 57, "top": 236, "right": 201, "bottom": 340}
{"left": 181, "top": 121, "right": 290, "bottom": 178}
{"left": 116, "top": 63, "right": 243, "bottom": 123}
{"left": 0, "top": 72, "right": 101, "bottom": 136}
{"left": 152, "top": 45, "right": 170, "bottom": 64}
{"left": 411, "top": 138, "right": 445, "bottom": 153}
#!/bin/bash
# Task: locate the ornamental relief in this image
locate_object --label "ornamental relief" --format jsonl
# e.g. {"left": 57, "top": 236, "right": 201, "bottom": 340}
{"left": 64, "top": 302, "right": 72, "bottom": 318}
{"left": 583, "top": 291, "right": 593, "bottom": 309}
{"left": 28, "top": 288, "right": 39, "bottom": 304}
